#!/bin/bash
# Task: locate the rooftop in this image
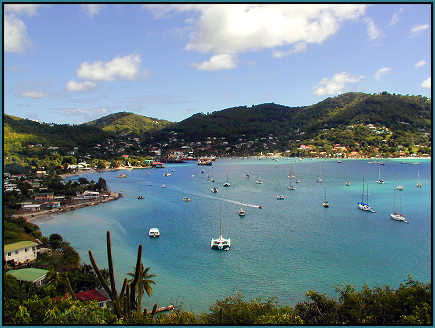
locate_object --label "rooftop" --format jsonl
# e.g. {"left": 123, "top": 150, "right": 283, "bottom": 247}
{"left": 76, "top": 289, "right": 110, "bottom": 302}
{"left": 7, "top": 268, "right": 49, "bottom": 282}
{"left": 4, "top": 241, "right": 37, "bottom": 253}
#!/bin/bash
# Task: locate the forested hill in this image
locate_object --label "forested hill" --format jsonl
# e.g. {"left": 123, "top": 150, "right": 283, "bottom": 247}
{"left": 84, "top": 112, "right": 173, "bottom": 135}
{"left": 161, "top": 92, "right": 431, "bottom": 141}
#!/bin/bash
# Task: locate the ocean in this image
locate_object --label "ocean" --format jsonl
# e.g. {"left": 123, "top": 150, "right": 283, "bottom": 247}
{"left": 35, "top": 158, "right": 431, "bottom": 313}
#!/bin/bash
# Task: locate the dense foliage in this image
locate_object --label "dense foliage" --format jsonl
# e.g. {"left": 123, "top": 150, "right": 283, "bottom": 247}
{"left": 85, "top": 112, "right": 173, "bottom": 135}
{"left": 4, "top": 276, "right": 431, "bottom": 325}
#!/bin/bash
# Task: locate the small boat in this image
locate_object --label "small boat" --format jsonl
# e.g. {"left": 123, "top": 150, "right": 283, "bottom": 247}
{"left": 238, "top": 208, "right": 245, "bottom": 216}
{"left": 376, "top": 166, "right": 384, "bottom": 184}
{"left": 316, "top": 177, "right": 323, "bottom": 183}
{"left": 288, "top": 185, "right": 296, "bottom": 190}
{"left": 322, "top": 188, "right": 329, "bottom": 208}
{"left": 245, "top": 174, "right": 250, "bottom": 178}
{"left": 295, "top": 179, "right": 301, "bottom": 183}
{"left": 148, "top": 228, "right": 160, "bottom": 238}
{"left": 223, "top": 174, "right": 231, "bottom": 187}
{"left": 258, "top": 205, "right": 263, "bottom": 209}
{"left": 161, "top": 184, "right": 167, "bottom": 188}
{"left": 183, "top": 197, "right": 190, "bottom": 202}
{"left": 211, "top": 215, "right": 230, "bottom": 251}
{"left": 391, "top": 190, "right": 408, "bottom": 223}
{"left": 276, "top": 194, "right": 285, "bottom": 200}
{"left": 200, "top": 170, "right": 205, "bottom": 174}
{"left": 337, "top": 160, "right": 343, "bottom": 163}
{"left": 345, "top": 180, "right": 351, "bottom": 186}
{"left": 164, "top": 172, "right": 171, "bottom": 177}
{"left": 416, "top": 169, "right": 422, "bottom": 188}
{"left": 117, "top": 174, "right": 127, "bottom": 178}
{"left": 210, "top": 187, "right": 218, "bottom": 193}
{"left": 255, "top": 179, "right": 263, "bottom": 184}
{"left": 191, "top": 174, "right": 195, "bottom": 178}
{"left": 137, "top": 195, "right": 144, "bottom": 200}
{"left": 396, "top": 185, "right": 404, "bottom": 191}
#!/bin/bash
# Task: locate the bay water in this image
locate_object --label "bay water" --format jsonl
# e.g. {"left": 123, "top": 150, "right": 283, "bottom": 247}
{"left": 35, "top": 158, "right": 431, "bottom": 313}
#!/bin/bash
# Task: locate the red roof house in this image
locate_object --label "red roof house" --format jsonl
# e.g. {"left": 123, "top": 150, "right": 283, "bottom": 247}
{"left": 75, "top": 289, "right": 110, "bottom": 308}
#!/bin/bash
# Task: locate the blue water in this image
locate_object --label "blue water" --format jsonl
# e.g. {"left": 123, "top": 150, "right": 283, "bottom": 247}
{"left": 35, "top": 159, "right": 431, "bottom": 313}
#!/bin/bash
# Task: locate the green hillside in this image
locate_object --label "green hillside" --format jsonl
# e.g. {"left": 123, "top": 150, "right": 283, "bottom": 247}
{"left": 85, "top": 112, "right": 173, "bottom": 135}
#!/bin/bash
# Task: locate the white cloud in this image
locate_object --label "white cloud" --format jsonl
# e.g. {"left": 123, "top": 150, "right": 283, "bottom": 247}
{"left": 77, "top": 54, "right": 142, "bottom": 81}
{"left": 193, "top": 54, "right": 236, "bottom": 71}
{"left": 365, "top": 17, "right": 383, "bottom": 39}
{"left": 60, "top": 107, "right": 110, "bottom": 121}
{"left": 314, "top": 72, "right": 364, "bottom": 96}
{"left": 389, "top": 7, "right": 403, "bottom": 26}
{"left": 4, "top": 14, "right": 31, "bottom": 53}
{"left": 374, "top": 67, "right": 391, "bottom": 80}
{"left": 4, "top": 4, "right": 40, "bottom": 16}
{"left": 21, "top": 90, "right": 46, "bottom": 98}
{"left": 66, "top": 80, "right": 97, "bottom": 92}
{"left": 147, "top": 4, "right": 367, "bottom": 68}
{"left": 410, "top": 24, "right": 429, "bottom": 36}
{"left": 421, "top": 77, "right": 431, "bottom": 89}
{"left": 82, "top": 4, "right": 103, "bottom": 17}
{"left": 273, "top": 42, "right": 307, "bottom": 58}
{"left": 415, "top": 60, "right": 426, "bottom": 69}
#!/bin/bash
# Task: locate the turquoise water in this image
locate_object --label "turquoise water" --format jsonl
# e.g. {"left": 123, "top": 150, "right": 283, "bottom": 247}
{"left": 35, "top": 159, "right": 431, "bottom": 312}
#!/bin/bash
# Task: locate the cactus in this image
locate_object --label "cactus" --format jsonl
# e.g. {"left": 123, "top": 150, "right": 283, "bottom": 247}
{"left": 64, "top": 273, "right": 76, "bottom": 300}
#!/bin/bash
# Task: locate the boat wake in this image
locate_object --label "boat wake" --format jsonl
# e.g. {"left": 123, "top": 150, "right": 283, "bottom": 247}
{"left": 170, "top": 186, "right": 261, "bottom": 208}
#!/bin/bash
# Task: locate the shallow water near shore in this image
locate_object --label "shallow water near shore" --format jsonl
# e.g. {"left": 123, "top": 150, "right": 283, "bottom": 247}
{"left": 35, "top": 158, "right": 431, "bottom": 312}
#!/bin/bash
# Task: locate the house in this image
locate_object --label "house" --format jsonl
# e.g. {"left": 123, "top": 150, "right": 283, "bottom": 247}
{"left": 35, "top": 171, "right": 47, "bottom": 177}
{"left": 4, "top": 241, "right": 38, "bottom": 265}
{"left": 22, "top": 204, "right": 41, "bottom": 212}
{"left": 75, "top": 289, "right": 111, "bottom": 308}
{"left": 6, "top": 268, "right": 49, "bottom": 287}
{"left": 83, "top": 191, "right": 99, "bottom": 199}
{"left": 34, "top": 192, "right": 54, "bottom": 201}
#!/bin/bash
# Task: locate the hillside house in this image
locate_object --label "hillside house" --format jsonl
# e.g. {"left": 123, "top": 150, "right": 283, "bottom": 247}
{"left": 6, "top": 268, "right": 49, "bottom": 287}
{"left": 4, "top": 241, "right": 38, "bottom": 265}
{"left": 75, "top": 289, "right": 111, "bottom": 308}
{"left": 22, "top": 204, "right": 41, "bottom": 212}
{"left": 34, "top": 192, "right": 54, "bottom": 201}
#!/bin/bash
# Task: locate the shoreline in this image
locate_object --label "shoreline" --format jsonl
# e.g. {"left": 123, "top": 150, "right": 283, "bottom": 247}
{"left": 13, "top": 192, "right": 122, "bottom": 222}
{"left": 58, "top": 166, "right": 151, "bottom": 179}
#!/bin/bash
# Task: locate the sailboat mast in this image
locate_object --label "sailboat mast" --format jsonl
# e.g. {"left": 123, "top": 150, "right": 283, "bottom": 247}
{"left": 362, "top": 177, "right": 365, "bottom": 202}
{"left": 366, "top": 183, "right": 369, "bottom": 203}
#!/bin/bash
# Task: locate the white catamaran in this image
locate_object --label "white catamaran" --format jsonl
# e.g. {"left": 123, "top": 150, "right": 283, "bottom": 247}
{"left": 211, "top": 215, "right": 231, "bottom": 250}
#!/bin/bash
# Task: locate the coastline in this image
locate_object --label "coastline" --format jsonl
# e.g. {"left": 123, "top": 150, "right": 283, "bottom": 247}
{"left": 13, "top": 192, "right": 122, "bottom": 222}
{"left": 58, "top": 166, "right": 151, "bottom": 179}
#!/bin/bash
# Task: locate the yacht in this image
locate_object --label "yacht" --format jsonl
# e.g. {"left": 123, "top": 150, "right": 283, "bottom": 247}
{"left": 137, "top": 195, "right": 144, "bottom": 200}
{"left": 376, "top": 166, "right": 384, "bottom": 184}
{"left": 161, "top": 184, "right": 167, "bottom": 188}
{"left": 276, "top": 194, "right": 285, "bottom": 200}
{"left": 255, "top": 179, "right": 263, "bottom": 184}
{"left": 322, "top": 188, "right": 329, "bottom": 208}
{"left": 210, "top": 217, "right": 230, "bottom": 250}
{"left": 148, "top": 228, "right": 160, "bottom": 238}
{"left": 390, "top": 212, "right": 409, "bottom": 223}
{"left": 358, "top": 177, "right": 375, "bottom": 213}
{"left": 183, "top": 197, "right": 190, "bottom": 202}
{"left": 210, "top": 187, "right": 218, "bottom": 193}
{"left": 396, "top": 185, "right": 404, "bottom": 191}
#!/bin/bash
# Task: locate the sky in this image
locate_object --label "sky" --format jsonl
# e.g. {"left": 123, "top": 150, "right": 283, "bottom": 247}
{"left": 3, "top": 3, "right": 432, "bottom": 124}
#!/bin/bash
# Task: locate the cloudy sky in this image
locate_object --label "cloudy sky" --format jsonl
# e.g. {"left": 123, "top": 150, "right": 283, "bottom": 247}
{"left": 4, "top": 3, "right": 431, "bottom": 124}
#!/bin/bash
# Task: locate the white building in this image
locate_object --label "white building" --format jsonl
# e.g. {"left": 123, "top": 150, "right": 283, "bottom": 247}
{"left": 4, "top": 241, "right": 38, "bottom": 265}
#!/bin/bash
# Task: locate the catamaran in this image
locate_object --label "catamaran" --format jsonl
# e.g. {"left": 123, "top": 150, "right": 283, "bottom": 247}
{"left": 210, "top": 215, "right": 231, "bottom": 250}
{"left": 357, "top": 177, "right": 375, "bottom": 213}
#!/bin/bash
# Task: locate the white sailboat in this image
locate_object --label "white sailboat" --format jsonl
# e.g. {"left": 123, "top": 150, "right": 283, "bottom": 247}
{"left": 390, "top": 189, "right": 408, "bottom": 223}
{"left": 316, "top": 164, "right": 323, "bottom": 183}
{"left": 223, "top": 174, "right": 231, "bottom": 187}
{"left": 345, "top": 178, "right": 351, "bottom": 186}
{"left": 357, "top": 177, "right": 375, "bottom": 213}
{"left": 416, "top": 169, "right": 422, "bottom": 188}
{"left": 211, "top": 214, "right": 231, "bottom": 250}
{"left": 322, "top": 188, "right": 329, "bottom": 208}
{"left": 376, "top": 166, "right": 384, "bottom": 184}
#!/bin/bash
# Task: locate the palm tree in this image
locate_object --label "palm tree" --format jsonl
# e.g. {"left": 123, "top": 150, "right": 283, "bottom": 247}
{"left": 127, "top": 264, "right": 156, "bottom": 315}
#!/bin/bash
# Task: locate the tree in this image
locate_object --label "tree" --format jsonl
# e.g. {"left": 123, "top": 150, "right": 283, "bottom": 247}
{"left": 48, "top": 234, "right": 63, "bottom": 249}
{"left": 127, "top": 264, "right": 156, "bottom": 315}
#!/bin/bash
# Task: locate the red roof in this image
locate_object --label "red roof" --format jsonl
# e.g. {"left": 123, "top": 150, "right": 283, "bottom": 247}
{"left": 75, "top": 289, "right": 110, "bottom": 302}
{"left": 152, "top": 162, "right": 163, "bottom": 165}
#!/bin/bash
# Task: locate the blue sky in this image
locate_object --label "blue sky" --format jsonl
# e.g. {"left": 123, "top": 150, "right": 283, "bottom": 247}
{"left": 4, "top": 3, "right": 432, "bottom": 124}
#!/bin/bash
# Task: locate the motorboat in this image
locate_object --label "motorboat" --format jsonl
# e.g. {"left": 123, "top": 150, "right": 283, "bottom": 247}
{"left": 276, "top": 194, "right": 285, "bottom": 200}
{"left": 255, "top": 179, "right": 263, "bottom": 184}
{"left": 183, "top": 197, "right": 190, "bottom": 202}
{"left": 137, "top": 195, "right": 144, "bottom": 200}
{"left": 210, "top": 187, "right": 218, "bottom": 193}
{"left": 148, "top": 228, "right": 160, "bottom": 238}
{"left": 238, "top": 208, "right": 245, "bottom": 216}
{"left": 161, "top": 184, "right": 167, "bottom": 188}
{"left": 391, "top": 212, "right": 408, "bottom": 224}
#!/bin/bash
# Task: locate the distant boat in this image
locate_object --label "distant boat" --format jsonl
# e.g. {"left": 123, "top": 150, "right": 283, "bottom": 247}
{"left": 376, "top": 166, "right": 385, "bottom": 184}
{"left": 337, "top": 159, "right": 343, "bottom": 163}
{"left": 183, "top": 197, "right": 190, "bottom": 202}
{"left": 288, "top": 165, "right": 296, "bottom": 179}
{"left": 210, "top": 186, "right": 218, "bottom": 193}
{"left": 391, "top": 189, "right": 408, "bottom": 223}
{"left": 137, "top": 195, "right": 144, "bottom": 200}
{"left": 164, "top": 172, "right": 171, "bottom": 177}
{"left": 345, "top": 179, "right": 351, "bottom": 186}
{"left": 396, "top": 184, "right": 404, "bottom": 191}
{"left": 210, "top": 214, "right": 230, "bottom": 250}
{"left": 245, "top": 174, "right": 250, "bottom": 178}
{"left": 238, "top": 208, "right": 245, "bottom": 216}
{"left": 149, "top": 228, "right": 160, "bottom": 238}
{"left": 117, "top": 174, "right": 127, "bottom": 178}
{"left": 416, "top": 169, "right": 422, "bottom": 188}
{"left": 256, "top": 179, "right": 263, "bottom": 184}
{"left": 276, "top": 194, "right": 285, "bottom": 200}
{"left": 357, "top": 177, "right": 375, "bottom": 213}
{"left": 161, "top": 184, "right": 167, "bottom": 188}
{"left": 223, "top": 174, "right": 231, "bottom": 187}
{"left": 295, "top": 178, "right": 301, "bottom": 183}
{"left": 322, "top": 188, "right": 329, "bottom": 208}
